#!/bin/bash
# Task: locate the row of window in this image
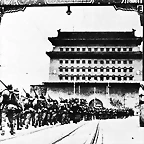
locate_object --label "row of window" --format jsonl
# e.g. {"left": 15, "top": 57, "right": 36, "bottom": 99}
{"left": 59, "top": 67, "right": 134, "bottom": 72}
{"left": 59, "top": 75, "right": 134, "bottom": 81}
{"left": 59, "top": 60, "right": 133, "bottom": 64}
{"left": 59, "top": 47, "right": 133, "bottom": 52}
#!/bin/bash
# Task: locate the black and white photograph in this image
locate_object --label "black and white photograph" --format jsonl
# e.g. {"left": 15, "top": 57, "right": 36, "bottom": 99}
{"left": 0, "top": 1, "right": 144, "bottom": 144}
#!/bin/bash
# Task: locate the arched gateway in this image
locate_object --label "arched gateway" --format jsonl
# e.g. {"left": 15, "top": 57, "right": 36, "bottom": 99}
{"left": 89, "top": 98, "right": 103, "bottom": 108}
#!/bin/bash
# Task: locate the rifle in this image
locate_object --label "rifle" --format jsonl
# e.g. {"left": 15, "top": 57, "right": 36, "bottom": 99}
{"left": 0, "top": 80, "right": 8, "bottom": 89}
{"left": 31, "top": 86, "right": 39, "bottom": 99}
{"left": 23, "top": 88, "right": 27, "bottom": 94}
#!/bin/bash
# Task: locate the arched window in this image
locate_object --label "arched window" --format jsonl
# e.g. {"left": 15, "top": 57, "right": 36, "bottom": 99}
{"left": 123, "top": 67, "right": 127, "bottom": 72}
{"left": 88, "top": 66, "right": 91, "bottom": 72}
{"left": 82, "top": 75, "right": 85, "bottom": 80}
{"left": 71, "top": 75, "right": 74, "bottom": 80}
{"left": 106, "top": 66, "right": 110, "bottom": 72}
{"left": 76, "top": 75, "right": 80, "bottom": 80}
{"left": 118, "top": 67, "right": 121, "bottom": 72}
{"left": 129, "top": 75, "right": 133, "bottom": 80}
{"left": 59, "top": 74, "right": 63, "bottom": 80}
{"left": 123, "top": 75, "right": 127, "bottom": 81}
{"left": 88, "top": 74, "right": 91, "bottom": 80}
{"left": 82, "top": 66, "right": 86, "bottom": 72}
{"left": 94, "top": 75, "right": 97, "bottom": 80}
{"left": 112, "top": 75, "right": 115, "bottom": 80}
{"left": 60, "top": 60, "right": 63, "bottom": 64}
{"left": 129, "top": 67, "right": 133, "bottom": 72}
{"left": 94, "top": 66, "right": 97, "bottom": 72}
{"left": 100, "top": 67, "right": 104, "bottom": 72}
{"left": 106, "top": 75, "right": 109, "bottom": 80}
{"left": 112, "top": 67, "right": 115, "bottom": 72}
{"left": 65, "top": 74, "right": 68, "bottom": 80}
{"left": 118, "top": 75, "right": 121, "bottom": 81}
{"left": 77, "top": 66, "right": 80, "bottom": 72}
{"left": 65, "top": 66, "right": 68, "bottom": 72}
{"left": 100, "top": 74, "right": 104, "bottom": 81}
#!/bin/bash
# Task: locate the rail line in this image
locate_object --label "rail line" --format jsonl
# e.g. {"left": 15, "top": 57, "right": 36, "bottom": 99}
{"left": 51, "top": 121, "right": 100, "bottom": 144}
{"left": 0, "top": 124, "right": 61, "bottom": 142}
{"left": 51, "top": 123, "right": 87, "bottom": 144}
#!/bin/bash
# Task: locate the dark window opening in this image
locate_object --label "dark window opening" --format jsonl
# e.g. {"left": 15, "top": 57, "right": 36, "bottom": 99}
{"left": 100, "top": 67, "right": 104, "bottom": 72}
{"left": 118, "top": 61, "right": 121, "bottom": 64}
{"left": 60, "top": 60, "right": 63, "bottom": 64}
{"left": 100, "top": 60, "right": 104, "bottom": 64}
{"left": 65, "top": 60, "right": 68, "bottom": 64}
{"left": 129, "top": 75, "right": 133, "bottom": 80}
{"left": 94, "top": 48, "right": 98, "bottom": 51}
{"left": 112, "top": 61, "right": 115, "bottom": 64}
{"left": 88, "top": 60, "right": 91, "bottom": 64}
{"left": 112, "top": 76, "right": 115, "bottom": 80}
{"left": 77, "top": 48, "right": 80, "bottom": 51}
{"left": 71, "top": 76, "right": 74, "bottom": 80}
{"left": 82, "top": 76, "right": 85, "bottom": 80}
{"left": 66, "top": 48, "right": 69, "bottom": 51}
{"left": 100, "top": 48, "right": 104, "bottom": 51}
{"left": 88, "top": 68, "right": 91, "bottom": 72}
{"left": 123, "top": 67, "right": 127, "bottom": 72}
{"left": 60, "top": 48, "right": 63, "bottom": 51}
{"left": 65, "top": 69, "right": 68, "bottom": 72}
{"left": 129, "top": 48, "right": 132, "bottom": 51}
{"left": 59, "top": 75, "right": 63, "bottom": 80}
{"left": 94, "top": 60, "right": 97, "bottom": 64}
{"left": 82, "top": 60, "right": 85, "bottom": 64}
{"left": 71, "top": 48, "right": 74, "bottom": 51}
{"left": 118, "top": 67, "right": 121, "bottom": 72}
{"left": 106, "top": 61, "right": 109, "bottom": 64}
{"left": 118, "top": 76, "right": 121, "bottom": 81}
{"left": 129, "top": 67, "right": 133, "bottom": 72}
{"left": 88, "top": 48, "right": 91, "bottom": 52}
{"left": 106, "top": 48, "right": 110, "bottom": 52}
{"left": 76, "top": 76, "right": 80, "bottom": 80}
{"left": 112, "top": 68, "right": 115, "bottom": 72}
{"left": 82, "top": 48, "right": 86, "bottom": 51}
{"left": 123, "top": 48, "right": 126, "bottom": 51}
{"left": 112, "top": 48, "right": 115, "bottom": 52}
{"left": 100, "top": 75, "right": 104, "bottom": 81}
{"left": 106, "top": 75, "right": 109, "bottom": 80}
{"left": 129, "top": 60, "right": 133, "bottom": 64}
{"left": 76, "top": 60, "right": 80, "bottom": 64}
{"left": 123, "top": 60, "right": 127, "bottom": 64}
{"left": 118, "top": 48, "right": 121, "bottom": 52}
{"left": 94, "top": 76, "right": 97, "bottom": 80}
{"left": 60, "top": 69, "right": 63, "bottom": 72}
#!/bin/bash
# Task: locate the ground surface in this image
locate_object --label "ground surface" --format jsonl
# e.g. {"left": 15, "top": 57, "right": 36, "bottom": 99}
{"left": 0, "top": 116, "right": 144, "bottom": 144}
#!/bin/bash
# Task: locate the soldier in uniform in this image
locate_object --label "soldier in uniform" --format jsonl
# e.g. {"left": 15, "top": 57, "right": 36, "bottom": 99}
{"left": 139, "top": 81, "right": 144, "bottom": 127}
{"left": 1, "top": 85, "right": 22, "bottom": 135}
{"left": 23, "top": 93, "right": 34, "bottom": 129}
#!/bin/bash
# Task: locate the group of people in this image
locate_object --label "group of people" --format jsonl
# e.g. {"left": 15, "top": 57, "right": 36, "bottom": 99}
{"left": 0, "top": 84, "right": 134, "bottom": 136}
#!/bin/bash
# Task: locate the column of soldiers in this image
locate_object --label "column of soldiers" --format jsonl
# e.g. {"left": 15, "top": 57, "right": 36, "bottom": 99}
{"left": 0, "top": 84, "right": 134, "bottom": 136}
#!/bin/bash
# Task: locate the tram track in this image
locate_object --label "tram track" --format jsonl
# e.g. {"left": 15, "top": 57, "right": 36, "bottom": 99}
{"left": 51, "top": 120, "right": 100, "bottom": 144}
{"left": 0, "top": 123, "right": 61, "bottom": 142}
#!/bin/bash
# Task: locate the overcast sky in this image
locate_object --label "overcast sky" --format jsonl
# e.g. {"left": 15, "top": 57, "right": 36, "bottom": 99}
{"left": 0, "top": 6, "right": 143, "bottom": 92}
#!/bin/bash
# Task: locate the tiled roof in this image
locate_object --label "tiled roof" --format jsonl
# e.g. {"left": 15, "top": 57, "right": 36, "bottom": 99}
{"left": 49, "top": 29, "right": 139, "bottom": 40}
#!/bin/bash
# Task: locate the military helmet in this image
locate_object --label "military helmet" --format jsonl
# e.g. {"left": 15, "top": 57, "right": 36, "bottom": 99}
{"left": 14, "top": 88, "right": 19, "bottom": 95}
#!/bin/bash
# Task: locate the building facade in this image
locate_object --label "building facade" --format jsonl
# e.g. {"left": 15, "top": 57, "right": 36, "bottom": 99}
{"left": 41, "top": 29, "right": 142, "bottom": 107}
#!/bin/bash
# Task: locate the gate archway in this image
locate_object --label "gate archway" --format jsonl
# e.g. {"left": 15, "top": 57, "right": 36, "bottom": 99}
{"left": 89, "top": 98, "right": 103, "bottom": 108}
